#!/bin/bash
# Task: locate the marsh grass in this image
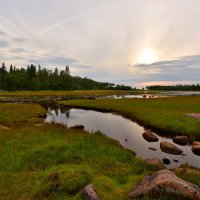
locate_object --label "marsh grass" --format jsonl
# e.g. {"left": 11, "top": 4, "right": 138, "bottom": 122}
{"left": 0, "top": 102, "right": 200, "bottom": 200}
{"left": 60, "top": 96, "right": 200, "bottom": 136}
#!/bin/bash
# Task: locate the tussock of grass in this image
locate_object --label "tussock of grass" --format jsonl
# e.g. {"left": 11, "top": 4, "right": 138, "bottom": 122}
{"left": 60, "top": 96, "right": 200, "bottom": 136}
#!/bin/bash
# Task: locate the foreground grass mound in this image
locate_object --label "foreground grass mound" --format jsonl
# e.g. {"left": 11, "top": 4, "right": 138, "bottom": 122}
{"left": 60, "top": 96, "right": 200, "bottom": 137}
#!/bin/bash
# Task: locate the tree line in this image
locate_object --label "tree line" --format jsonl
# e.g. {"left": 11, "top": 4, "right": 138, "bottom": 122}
{"left": 0, "top": 63, "right": 132, "bottom": 91}
{"left": 146, "top": 84, "right": 200, "bottom": 91}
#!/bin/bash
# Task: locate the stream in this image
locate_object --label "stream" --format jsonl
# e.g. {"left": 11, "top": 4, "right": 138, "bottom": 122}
{"left": 44, "top": 107, "right": 200, "bottom": 169}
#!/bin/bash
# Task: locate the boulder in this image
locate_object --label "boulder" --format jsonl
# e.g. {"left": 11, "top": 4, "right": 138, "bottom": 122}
{"left": 160, "top": 141, "right": 183, "bottom": 155}
{"left": 162, "top": 158, "right": 171, "bottom": 165}
{"left": 142, "top": 131, "right": 159, "bottom": 142}
{"left": 145, "top": 158, "right": 165, "bottom": 169}
{"left": 192, "top": 141, "right": 200, "bottom": 155}
{"left": 83, "top": 184, "right": 99, "bottom": 200}
{"left": 129, "top": 169, "right": 200, "bottom": 200}
{"left": 70, "top": 125, "right": 84, "bottom": 130}
{"left": 173, "top": 136, "right": 189, "bottom": 145}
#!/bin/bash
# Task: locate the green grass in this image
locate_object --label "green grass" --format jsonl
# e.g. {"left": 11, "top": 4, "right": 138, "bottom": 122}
{"left": 0, "top": 103, "right": 45, "bottom": 124}
{"left": 0, "top": 90, "right": 140, "bottom": 97}
{"left": 0, "top": 102, "right": 200, "bottom": 200}
{"left": 0, "top": 103, "right": 159, "bottom": 200}
{"left": 60, "top": 96, "right": 200, "bottom": 137}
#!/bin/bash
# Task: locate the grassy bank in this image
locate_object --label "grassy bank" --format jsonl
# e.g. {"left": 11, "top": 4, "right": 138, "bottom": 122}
{"left": 0, "top": 103, "right": 159, "bottom": 200}
{"left": 60, "top": 96, "right": 200, "bottom": 137}
{"left": 0, "top": 90, "right": 141, "bottom": 97}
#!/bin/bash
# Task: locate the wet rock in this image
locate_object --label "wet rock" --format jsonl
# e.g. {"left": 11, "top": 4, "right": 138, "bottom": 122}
{"left": 148, "top": 147, "right": 157, "bottom": 151}
{"left": 83, "top": 184, "right": 99, "bottom": 200}
{"left": 70, "top": 125, "right": 84, "bottom": 130}
{"left": 192, "top": 141, "right": 200, "bottom": 156}
{"left": 163, "top": 158, "right": 171, "bottom": 165}
{"left": 129, "top": 169, "right": 200, "bottom": 200}
{"left": 173, "top": 136, "right": 189, "bottom": 145}
{"left": 145, "top": 157, "right": 165, "bottom": 169}
{"left": 37, "top": 112, "right": 47, "bottom": 118}
{"left": 142, "top": 131, "right": 159, "bottom": 142}
{"left": 160, "top": 141, "right": 183, "bottom": 155}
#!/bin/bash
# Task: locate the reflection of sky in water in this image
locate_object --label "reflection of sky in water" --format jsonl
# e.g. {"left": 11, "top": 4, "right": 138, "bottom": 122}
{"left": 45, "top": 108, "right": 200, "bottom": 169}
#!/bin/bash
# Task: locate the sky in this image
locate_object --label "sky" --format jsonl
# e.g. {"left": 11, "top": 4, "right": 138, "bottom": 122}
{"left": 0, "top": 0, "right": 200, "bottom": 87}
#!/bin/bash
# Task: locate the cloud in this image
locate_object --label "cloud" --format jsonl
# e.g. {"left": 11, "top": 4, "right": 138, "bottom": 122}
{"left": 127, "top": 55, "right": 200, "bottom": 84}
{"left": 0, "top": 31, "right": 8, "bottom": 36}
{"left": 0, "top": 40, "right": 9, "bottom": 47}
{"left": 12, "top": 37, "right": 26, "bottom": 43}
{"left": 11, "top": 48, "right": 27, "bottom": 53}
{"left": 28, "top": 55, "right": 93, "bottom": 69}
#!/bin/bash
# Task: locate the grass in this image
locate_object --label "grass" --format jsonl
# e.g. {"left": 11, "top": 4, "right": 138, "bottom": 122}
{"left": 60, "top": 96, "right": 200, "bottom": 137}
{"left": 0, "top": 90, "right": 141, "bottom": 97}
{"left": 0, "top": 102, "right": 160, "bottom": 200}
{"left": 1, "top": 101, "right": 200, "bottom": 200}
{"left": 0, "top": 103, "right": 45, "bottom": 124}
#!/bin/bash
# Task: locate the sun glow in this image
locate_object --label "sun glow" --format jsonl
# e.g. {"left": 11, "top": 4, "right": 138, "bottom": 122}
{"left": 139, "top": 48, "right": 157, "bottom": 64}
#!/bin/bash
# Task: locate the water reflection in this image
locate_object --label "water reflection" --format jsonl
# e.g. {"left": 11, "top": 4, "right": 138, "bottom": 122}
{"left": 45, "top": 107, "right": 200, "bottom": 169}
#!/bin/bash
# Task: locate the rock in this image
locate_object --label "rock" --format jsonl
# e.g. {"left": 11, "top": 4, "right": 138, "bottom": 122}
{"left": 160, "top": 141, "right": 183, "bottom": 155}
{"left": 70, "top": 125, "right": 84, "bottom": 130}
{"left": 163, "top": 158, "right": 171, "bottom": 165}
{"left": 83, "top": 184, "right": 99, "bottom": 200}
{"left": 192, "top": 141, "right": 200, "bottom": 156}
{"left": 145, "top": 158, "right": 165, "bottom": 169}
{"left": 143, "top": 95, "right": 146, "bottom": 98}
{"left": 173, "top": 136, "right": 189, "bottom": 145}
{"left": 129, "top": 169, "right": 200, "bottom": 200}
{"left": 148, "top": 147, "right": 157, "bottom": 151}
{"left": 37, "top": 112, "right": 47, "bottom": 118}
{"left": 142, "top": 131, "right": 159, "bottom": 142}
{"left": 173, "top": 159, "right": 179, "bottom": 163}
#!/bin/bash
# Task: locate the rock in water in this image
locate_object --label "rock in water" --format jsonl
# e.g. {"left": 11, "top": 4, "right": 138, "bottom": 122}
{"left": 142, "top": 131, "right": 159, "bottom": 142}
{"left": 70, "top": 125, "right": 84, "bottom": 130}
{"left": 145, "top": 157, "right": 165, "bottom": 169}
{"left": 173, "top": 136, "right": 189, "bottom": 145}
{"left": 83, "top": 184, "right": 99, "bottom": 200}
{"left": 129, "top": 169, "right": 200, "bottom": 200}
{"left": 160, "top": 141, "right": 183, "bottom": 155}
{"left": 192, "top": 141, "right": 200, "bottom": 155}
{"left": 162, "top": 158, "right": 171, "bottom": 165}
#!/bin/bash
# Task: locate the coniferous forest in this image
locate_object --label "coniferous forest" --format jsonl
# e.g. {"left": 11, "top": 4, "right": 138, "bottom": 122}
{"left": 147, "top": 84, "right": 200, "bottom": 91}
{"left": 0, "top": 63, "right": 132, "bottom": 91}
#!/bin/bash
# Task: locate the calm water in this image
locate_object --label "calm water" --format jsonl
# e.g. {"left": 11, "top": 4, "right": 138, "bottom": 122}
{"left": 45, "top": 107, "right": 200, "bottom": 169}
{"left": 161, "top": 91, "right": 200, "bottom": 96}
{"left": 99, "top": 94, "right": 162, "bottom": 99}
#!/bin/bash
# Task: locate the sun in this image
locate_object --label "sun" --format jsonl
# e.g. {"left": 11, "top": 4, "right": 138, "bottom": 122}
{"left": 139, "top": 48, "right": 157, "bottom": 64}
